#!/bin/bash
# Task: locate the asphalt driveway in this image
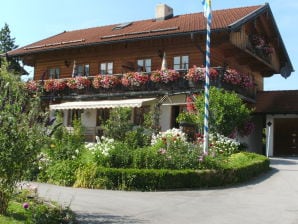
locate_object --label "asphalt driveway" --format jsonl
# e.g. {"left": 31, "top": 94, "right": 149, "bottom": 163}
{"left": 35, "top": 157, "right": 298, "bottom": 224}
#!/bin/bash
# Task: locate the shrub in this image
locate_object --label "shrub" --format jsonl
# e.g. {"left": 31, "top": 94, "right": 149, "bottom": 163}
{"left": 73, "top": 152, "right": 269, "bottom": 191}
{"left": 74, "top": 163, "right": 111, "bottom": 189}
{"left": 39, "top": 160, "right": 79, "bottom": 186}
{"left": 194, "top": 87, "right": 253, "bottom": 136}
{"left": 124, "top": 126, "right": 152, "bottom": 149}
{"left": 106, "top": 142, "right": 135, "bottom": 168}
{"left": 46, "top": 119, "right": 84, "bottom": 161}
{"left": 101, "top": 108, "right": 133, "bottom": 140}
{"left": 85, "top": 136, "right": 115, "bottom": 166}
{"left": 0, "top": 61, "right": 47, "bottom": 214}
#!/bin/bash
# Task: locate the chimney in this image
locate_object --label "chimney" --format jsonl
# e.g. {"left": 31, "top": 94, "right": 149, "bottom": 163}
{"left": 155, "top": 4, "right": 173, "bottom": 21}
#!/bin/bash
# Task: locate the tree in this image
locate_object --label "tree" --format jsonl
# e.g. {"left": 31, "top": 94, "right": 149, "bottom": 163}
{"left": 0, "top": 60, "right": 46, "bottom": 214}
{"left": 0, "top": 23, "right": 17, "bottom": 53}
{"left": 0, "top": 23, "right": 25, "bottom": 74}
{"left": 194, "top": 87, "right": 253, "bottom": 137}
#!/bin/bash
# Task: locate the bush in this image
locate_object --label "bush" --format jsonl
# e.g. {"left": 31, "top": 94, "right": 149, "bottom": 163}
{"left": 46, "top": 119, "right": 84, "bottom": 161}
{"left": 194, "top": 87, "right": 253, "bottom": 136}
{"left": 101, "top": 108, "right": 133, "bottom": 140}
{"left": 28, "top": 202, "right": 76, "bottom": 224}
{"left": 39, "top": 160, "right": 79, "bottom": 186}
{"left": 73, "top": 152, "right": 269, "bottom": 191}
{"left": 74, "top": 163, "right": 111, "bottom": 189}
{"left": 124, "top": 126, "right": 152, "bottom": 149}
{"left": 0, "top": 61, "right": 47, "bottom": 214}
{"left": 106, "top": 142, "right": 135, "bottom": 168}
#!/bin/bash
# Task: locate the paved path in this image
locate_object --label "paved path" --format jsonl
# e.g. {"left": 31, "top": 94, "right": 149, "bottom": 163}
{"left": 35, "top": 157, "right": 298, "bottom": 224}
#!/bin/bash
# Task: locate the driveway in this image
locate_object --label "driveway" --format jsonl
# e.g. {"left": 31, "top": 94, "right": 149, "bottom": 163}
{"left": 35, "top": 157, "right": 298, "bottom": 224}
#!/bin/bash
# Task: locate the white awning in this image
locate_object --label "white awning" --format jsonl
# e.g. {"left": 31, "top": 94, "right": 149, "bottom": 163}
{"left": 49, "top": 98, "right": 156, "bottom": 110}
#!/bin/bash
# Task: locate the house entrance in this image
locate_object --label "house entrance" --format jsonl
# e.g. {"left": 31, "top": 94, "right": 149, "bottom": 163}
{"left": 274, "top": 118, "right": 298, "bottom": 156}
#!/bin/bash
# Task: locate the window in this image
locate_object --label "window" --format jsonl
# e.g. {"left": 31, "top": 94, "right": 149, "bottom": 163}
{"left": 137, "top": 59, "right": 151, "bottom": 72}
{"left": 48, "top": 67, "right": 60, "bottom": 79}
{"left": 100, "top": 62, "right": 113, "bottom": 74}
{"left": 173, "top": 55, "right": 189, "bottom": 70}
{"left": 113, "top": 22, "right": 133, "bottom": 30}
{"left": 134, "top": 106, "right": 150, "bottom": 125}
{"left": 73, "top": 64, "right": 89, "bottom": 77}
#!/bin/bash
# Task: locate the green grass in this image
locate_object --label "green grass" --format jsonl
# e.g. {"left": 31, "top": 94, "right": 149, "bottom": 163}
{"left": 0, "top": 201, "right": 28, "bottom": 223}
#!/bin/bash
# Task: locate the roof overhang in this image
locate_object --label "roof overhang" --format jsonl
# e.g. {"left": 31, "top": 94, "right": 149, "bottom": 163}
{"left": 228, "top": 3, "right": 294, "bottom": 77}
{"left": 49, "top": 98, "right": 156, "bottom": 110}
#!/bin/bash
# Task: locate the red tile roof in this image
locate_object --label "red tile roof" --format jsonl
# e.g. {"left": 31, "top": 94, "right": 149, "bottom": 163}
{"left": 8, "top": 5, "right": 264, "bottom": 56}
{"left": 255, "top": 91, "right": 298, "bottom": 114}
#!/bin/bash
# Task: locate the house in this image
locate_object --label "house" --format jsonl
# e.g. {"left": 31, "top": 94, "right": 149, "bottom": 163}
{"left": 7, "top": 3, "right": 294, "bottom": 154}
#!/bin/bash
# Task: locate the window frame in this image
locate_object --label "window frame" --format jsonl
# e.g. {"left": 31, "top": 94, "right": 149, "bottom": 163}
{"left": 137, "top": 58, "right": 151, "bottom": 73}
{"left": 74, "top": 64, "right": 90, "bottom": 77}
{"left": 100, "top": 62, "right": 113, "bottom": 74}
{"left": 48, "top": 67, "right": 60, "bottom": 79}
{"left": 173, "top": 55, "right": 189, "bottom": 70}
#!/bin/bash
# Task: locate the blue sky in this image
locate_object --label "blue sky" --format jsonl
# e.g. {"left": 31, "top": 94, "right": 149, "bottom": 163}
{"left": 1, "top": 0, "right": 297, "bottom": 90}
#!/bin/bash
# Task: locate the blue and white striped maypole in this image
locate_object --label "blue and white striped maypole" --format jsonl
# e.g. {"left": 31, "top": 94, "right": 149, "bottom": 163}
{"left": 201, "top": 0, "right": 212, "bottom": 153}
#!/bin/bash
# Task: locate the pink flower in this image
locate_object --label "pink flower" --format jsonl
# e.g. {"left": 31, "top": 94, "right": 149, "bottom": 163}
{"left": 185, "top": 66, "right": 218, "bottom": 82}
{"left": 121, "top": 72, "right": 149, "bottom": 87}
{"left": 23, "top": 202, "right": 29, "bottom": 209}
{"left": 25, "top": 80, "right": 40, "bottom": 92}
{"left": 150, "top": 69, "right": 180, "bottom": 83}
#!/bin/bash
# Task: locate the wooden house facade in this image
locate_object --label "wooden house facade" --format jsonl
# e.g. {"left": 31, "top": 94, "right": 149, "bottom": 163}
{"left": 7, "top": 4, "right": 293, "bottom": 153}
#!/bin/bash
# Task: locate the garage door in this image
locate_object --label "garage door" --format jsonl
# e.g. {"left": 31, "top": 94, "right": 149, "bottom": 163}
{"left": 274, "top": 118, "right": 298, "bottom": 156}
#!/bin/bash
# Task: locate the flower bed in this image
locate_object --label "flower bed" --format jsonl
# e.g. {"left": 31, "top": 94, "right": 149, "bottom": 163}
{"left": 26, "top": 66, "right": 255, "bottom": 96}
{"left": 121, "top": 72, "right": 149, "bottom": 87}
{"left": 223, "top": 68, "right": 254, "bottom": 89}
{"left": 66, "top": 76, "right": 91, "bottom": 89}
{"left": 25, "top": 80, "right": 40, "bottom": 92}
{"left": 250, "top": 34, "right": 274, "bottom": 57}
{"left": 185, "top": 66, "right": 218, "bottom": 82}
{"left": 44, "top": 79, "right": 66, "bottom": 92}
{"left": 150, "top": 69, "right": 180, "bottom": 83}
{"left": 92, "top": 74, "right": 120, "bottom": 89}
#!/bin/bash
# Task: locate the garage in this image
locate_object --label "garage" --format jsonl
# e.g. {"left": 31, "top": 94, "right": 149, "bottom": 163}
{"left": 255, "top": 90, "right": 298, "bottom": 157}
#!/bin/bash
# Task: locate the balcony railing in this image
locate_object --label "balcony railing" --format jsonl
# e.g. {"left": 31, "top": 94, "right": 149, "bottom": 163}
{"left": 246, "top": 34, "right": 274, "bottom": 64}
{"left": 26, "top": 67, "right": 257, "bottom": 101}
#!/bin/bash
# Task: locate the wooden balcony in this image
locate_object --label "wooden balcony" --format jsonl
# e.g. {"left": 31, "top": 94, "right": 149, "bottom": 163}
{"left": 35, "top": 69, "right": 256, "bottom": 102}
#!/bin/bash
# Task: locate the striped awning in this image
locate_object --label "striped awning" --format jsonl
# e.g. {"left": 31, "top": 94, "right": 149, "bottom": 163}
{"left": 50, "top": 98, "right": 156, "bottom": 110}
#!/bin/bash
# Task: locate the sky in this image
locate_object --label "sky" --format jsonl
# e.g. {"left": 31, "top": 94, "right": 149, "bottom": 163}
{"left": 1, "top": 0, "right": 297, "bottom": 90}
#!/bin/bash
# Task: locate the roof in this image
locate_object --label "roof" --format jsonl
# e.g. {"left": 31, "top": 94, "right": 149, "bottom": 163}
{"left": 8, "top": 5, "right": 264, "bottom": 56}
{"left": 255, "top": 91, "right": 298, "bottom": 114}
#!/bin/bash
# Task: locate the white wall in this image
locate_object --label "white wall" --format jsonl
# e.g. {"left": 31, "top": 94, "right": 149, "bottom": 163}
{"left": 238, "top": 115, "right": 264, "bottom": 155}
{"left": 160, "top": 105, "right": 172, "bottom": 131}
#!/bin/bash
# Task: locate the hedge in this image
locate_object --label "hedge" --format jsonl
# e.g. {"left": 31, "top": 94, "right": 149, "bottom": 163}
{"left": 74, "top": 152, "right": 270, "bottom": 191}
